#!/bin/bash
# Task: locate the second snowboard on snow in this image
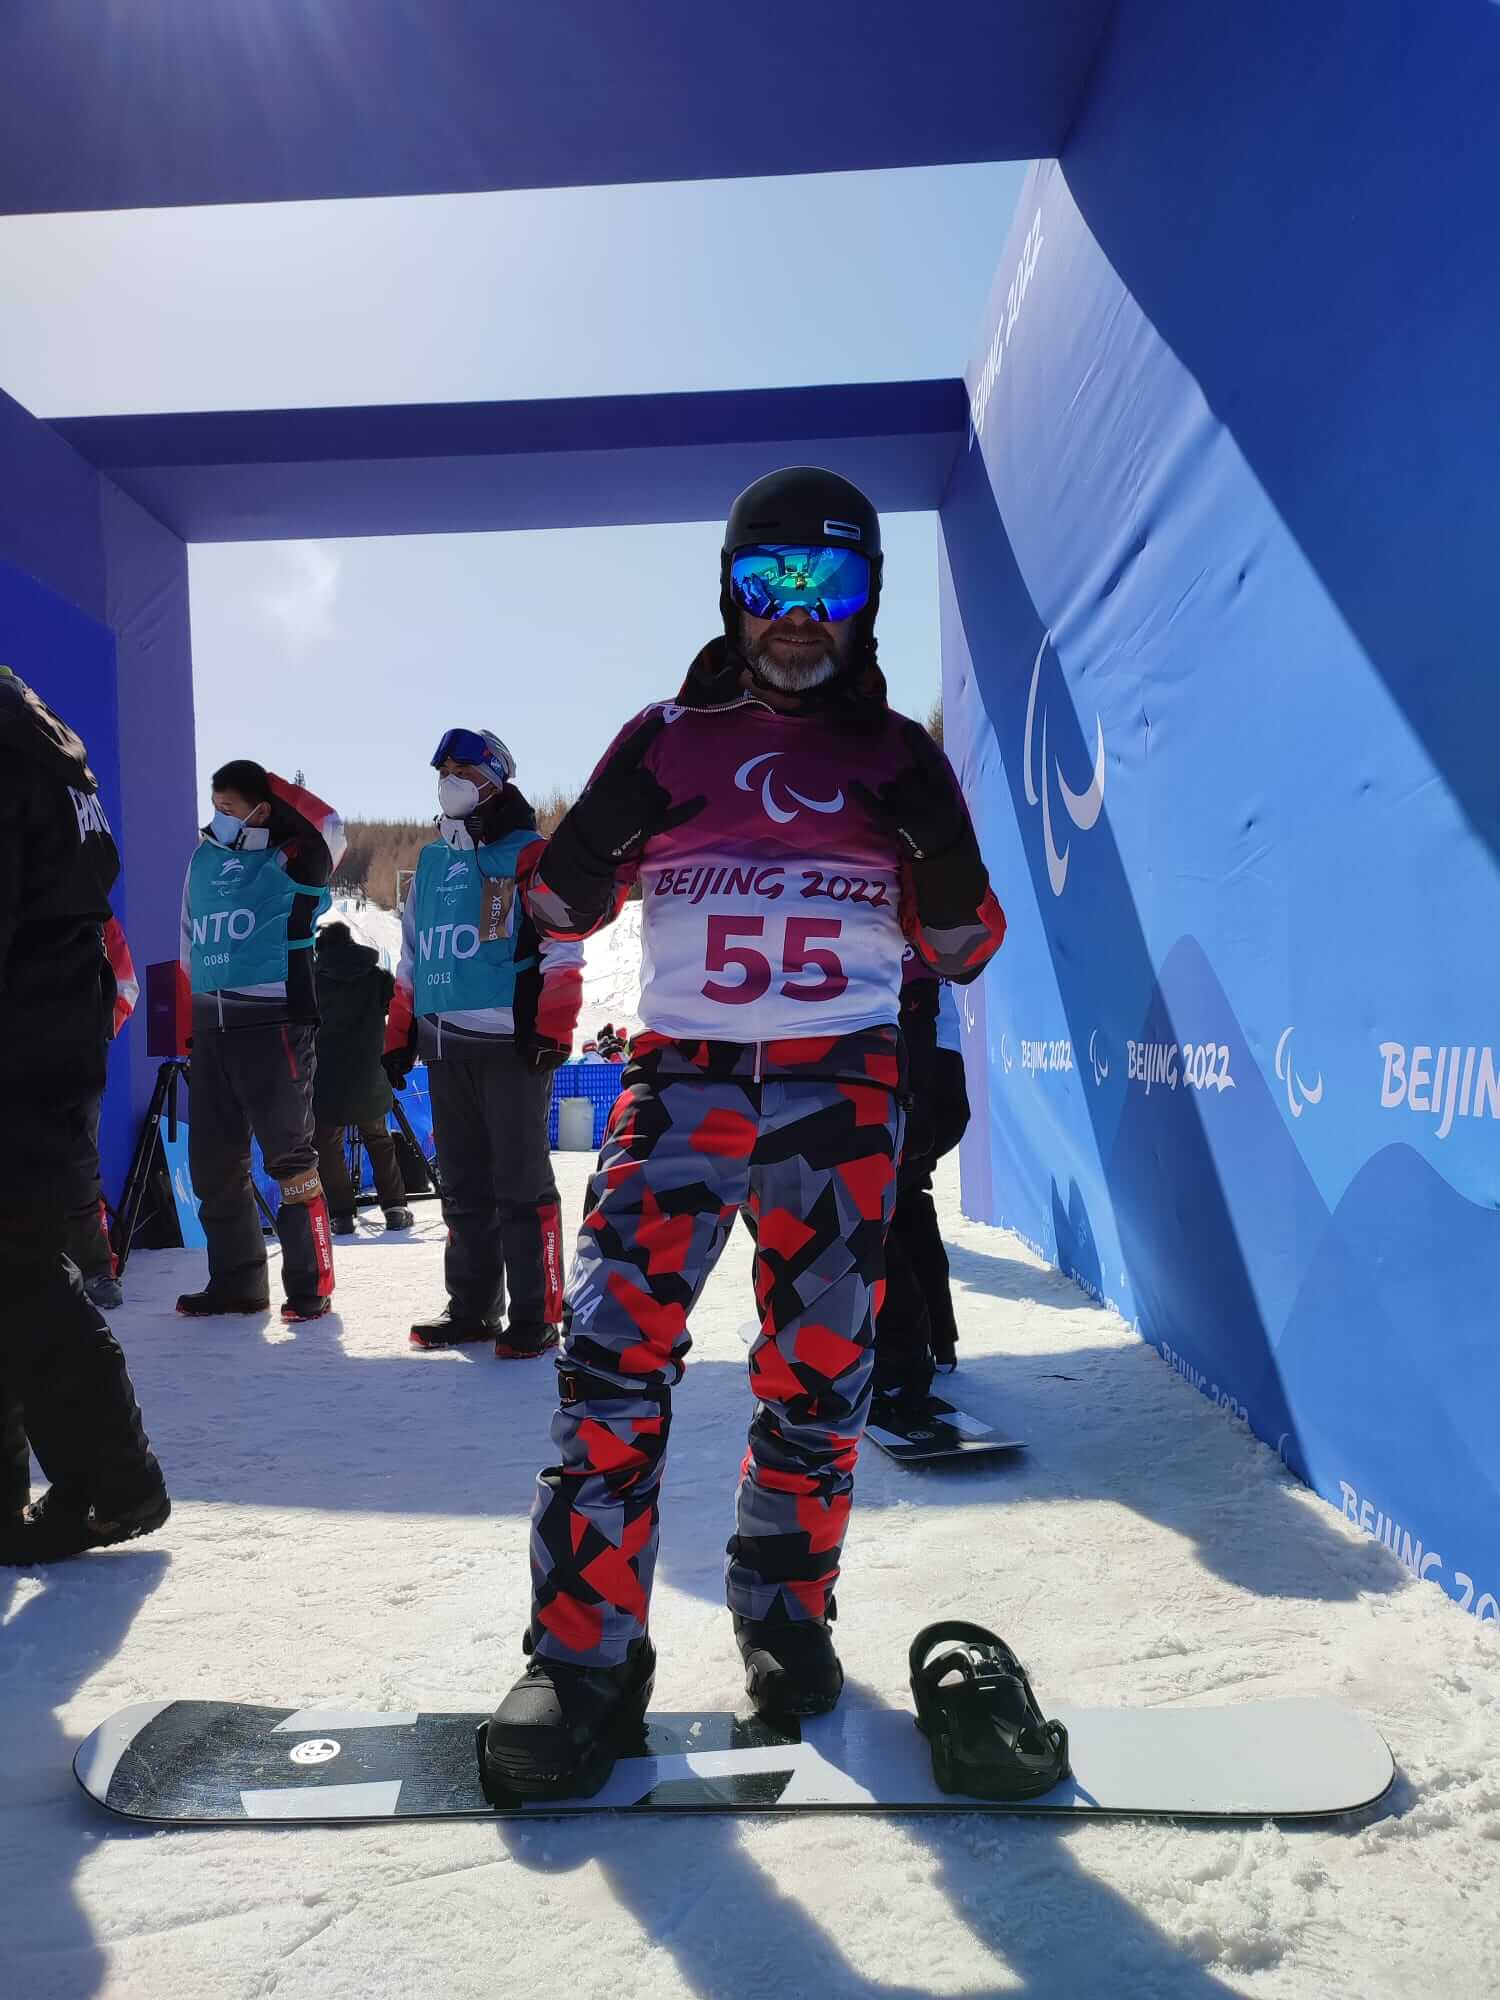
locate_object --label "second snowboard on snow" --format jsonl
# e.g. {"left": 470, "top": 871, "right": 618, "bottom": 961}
{"left": 864, "top": 1392, "right": 1025, "bottom": 1463}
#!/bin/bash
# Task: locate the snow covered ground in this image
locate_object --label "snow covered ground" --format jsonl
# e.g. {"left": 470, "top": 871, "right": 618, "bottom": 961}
{"left": 4, "top": 1153, "right": 1496, "bottom": 2000}
{"left": 577, "top": 896, "right": 644, "bottom": 1048}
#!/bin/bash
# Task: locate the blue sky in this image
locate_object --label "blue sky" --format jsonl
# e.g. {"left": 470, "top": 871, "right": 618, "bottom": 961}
{"left": 0, "top": 163, "right": 1025, "bottom": 818}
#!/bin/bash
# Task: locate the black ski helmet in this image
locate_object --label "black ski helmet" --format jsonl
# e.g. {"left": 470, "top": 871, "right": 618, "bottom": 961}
{"left": 720, "top": 466, "right": 883, "bottom": 670}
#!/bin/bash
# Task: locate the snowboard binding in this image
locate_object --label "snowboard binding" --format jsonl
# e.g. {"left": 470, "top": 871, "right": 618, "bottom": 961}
{"left": 909, "top": 1621, "right": 1070, "bottom": 1801}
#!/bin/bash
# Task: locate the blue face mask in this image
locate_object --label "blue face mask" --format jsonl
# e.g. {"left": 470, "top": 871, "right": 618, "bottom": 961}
{"left": 209, "top": 808, "right": 270, "bottom": 850}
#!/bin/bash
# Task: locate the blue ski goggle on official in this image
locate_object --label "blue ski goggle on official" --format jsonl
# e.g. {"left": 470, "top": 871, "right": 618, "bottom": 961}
{"left": 728, "top": 544, "right": 872, "bottom": 623}
{"left": 430, "top": 727, "right": 495, "bottom": 771}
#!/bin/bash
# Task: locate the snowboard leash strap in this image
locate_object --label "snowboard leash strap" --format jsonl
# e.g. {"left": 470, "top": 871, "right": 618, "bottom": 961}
{"left": 908, "top": 1621, "right": 1071, "bottom": 1802}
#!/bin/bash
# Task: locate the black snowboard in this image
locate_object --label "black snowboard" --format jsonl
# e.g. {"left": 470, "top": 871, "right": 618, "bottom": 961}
{"left": 74, "top": 1697, "right": 1395, "bottom": 1824}
{"left": 865, "top": 1392, "right": 1025, "bottom": 1464}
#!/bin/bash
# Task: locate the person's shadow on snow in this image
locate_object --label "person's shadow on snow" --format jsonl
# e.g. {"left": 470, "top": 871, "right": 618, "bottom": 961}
{"left": 941, "top": 1234, "right": 1091, "bottom": 1310}
{"left": 490, "top": 1766, "right": 1251, "bottom": 2000}
{"left": 134, "top": 1304, "right": 1407, "bottom": 1612}
{"left": 0, "top": 1548, "right": 169, "bottom": 1999}
{"left": 892, "top": 1335, "right": 1407, "bottom": 1608}
{"left": 121, "top": 1202, "right": 1404, "bottom": 1611}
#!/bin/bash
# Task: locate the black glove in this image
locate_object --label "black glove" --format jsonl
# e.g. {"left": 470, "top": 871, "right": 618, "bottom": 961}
{"left": 382, "top": 1047, "right": 415, "bottom": 1092}
{"left": 851, "top": 719, "right": 970, "bottom": 863}
{"left": 523, "top": 1036, "right": 570, "bottom": 1074}
{"left": 561, "top": 712, "right": 707, "bottom": 871}
{"left": 466, "top": 783, "right": 536, "bottom": 847}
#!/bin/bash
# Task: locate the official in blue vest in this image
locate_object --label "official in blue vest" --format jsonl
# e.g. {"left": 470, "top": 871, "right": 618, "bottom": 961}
{"left": 384, "top": 730, "right": 582, "bottom": 1354}
{"left": 176, "top": 760, "right": 344, "bottom": 1324}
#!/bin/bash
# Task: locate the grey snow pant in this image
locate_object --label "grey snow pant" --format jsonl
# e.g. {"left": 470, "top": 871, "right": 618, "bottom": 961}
{"left": 425, "top": 1043, "right": 561, "bottom": 1330}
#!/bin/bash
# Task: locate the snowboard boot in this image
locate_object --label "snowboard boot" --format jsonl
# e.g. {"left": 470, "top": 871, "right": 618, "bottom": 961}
{"left": 479, "top": 1632, "right": 656, "bottom": 1803}
{"left": 384, "top": 1207, "right": 414, "bottom": 1232}
{"left": 870, "top": 1382, "right": 935, "bottom": 1430}
{"left": 176, "top": 1288, "right": 271, "bottom": 1317}
{"left": 330, "top": 1213, "right": 357, "bottom": 1237}
{"left": 734, "top": 1605, "right": 844, "bottom": 1718}
{"left": 84, "top": 1274, "right": 124, "bottom": 1312}
{"left": 1, "top": 1477, "right": 170, "bottom": 1565}
{"left": 282, "top": 1296, "right": 332, "bottom": 1324}
{"left": 410, "top": 1308, "right": 496, "bottom": 1350}
{"left": 494, "top": 1321, "right": 560, "bottom": 1361}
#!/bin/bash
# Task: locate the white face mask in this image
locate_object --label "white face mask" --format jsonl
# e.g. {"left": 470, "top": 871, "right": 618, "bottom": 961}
{"left": 438, "top": 774, "right": 482, "bottom": 818}
{"left": 208, "top": 808, "right": 270, "bottom": 850}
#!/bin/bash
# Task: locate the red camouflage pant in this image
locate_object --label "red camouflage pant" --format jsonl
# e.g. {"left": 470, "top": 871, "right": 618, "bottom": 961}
{"left": 528, "top": 1032, "right": 903, "bottom": 1666}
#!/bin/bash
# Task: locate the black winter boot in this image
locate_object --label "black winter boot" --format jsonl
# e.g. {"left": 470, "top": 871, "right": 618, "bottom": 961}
{"left": 494, "top": 1321, "right": 560, "bottom": 1361}
{"left": 282, "top": 1296, "right": 332, "bottom": 1323}
{"left": 410, "top": 1308, "right": 496, "bottom": 1349}
{"left": 1, "top": 1477, "right": 170, "bottom": 1565}
{"left": 480, "top": 1633, "right": 656, "bottom": 1803}
{"left": 734, "top": 1606, "right": 844, "bottom": 1718}
{"left": 176, "top": 1288, "right": 270, "bottom": 1317}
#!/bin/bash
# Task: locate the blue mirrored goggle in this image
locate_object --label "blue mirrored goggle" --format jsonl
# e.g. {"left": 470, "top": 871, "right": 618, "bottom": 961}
{"left": 431, "top": 727, "right": 491, "bottom": 770}
{"left": 728, "top": 544, "right": 872, "bottom": 623}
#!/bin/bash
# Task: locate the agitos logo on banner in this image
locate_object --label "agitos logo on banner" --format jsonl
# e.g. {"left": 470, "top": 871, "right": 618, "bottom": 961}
{"left": 1024, "top": 633, "right": 1107, "bottom": 897}
{"left": 1274, "top": 1026, "right": 1323, "bottom": 1119}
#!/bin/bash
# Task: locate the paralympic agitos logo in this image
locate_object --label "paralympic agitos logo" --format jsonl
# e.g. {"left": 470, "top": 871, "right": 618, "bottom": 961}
{"left": 735, "top": 752, "right": 844, "bottom": 827}
{"left": 1024, "top": 632, "right": 1107, "bottom": 898}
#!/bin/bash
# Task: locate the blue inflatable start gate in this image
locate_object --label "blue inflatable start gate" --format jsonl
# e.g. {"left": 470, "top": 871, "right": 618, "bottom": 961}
{"left": 6, "top": 0, "right": 1498, "bottom": 1624}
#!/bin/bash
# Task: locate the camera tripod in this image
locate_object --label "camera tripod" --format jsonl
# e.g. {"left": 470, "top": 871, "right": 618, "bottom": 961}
{"left": 111, "top": 1057, "right": 191, "bottom": 1274}
{"left": 112, "top": 1060, "right": 444, "bottom": 1273}
{"left": 340, "top": 1095, "right": 445, "bottom": 1212}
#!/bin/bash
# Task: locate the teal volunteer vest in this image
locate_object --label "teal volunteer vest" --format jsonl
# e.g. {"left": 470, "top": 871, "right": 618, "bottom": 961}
{"left": 410, "top": 830, "right": 536, "bottom": 1018}
{"left": 188, "top": 841, "right": 327, "bottom": 993}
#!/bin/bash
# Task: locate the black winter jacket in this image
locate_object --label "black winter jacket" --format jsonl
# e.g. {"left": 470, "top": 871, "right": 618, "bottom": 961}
{"left": 0, "top": 670, "right": 117, "bottom": 1106}
{"left": 313, "top": 927, "right": 395, "bottom": 1127}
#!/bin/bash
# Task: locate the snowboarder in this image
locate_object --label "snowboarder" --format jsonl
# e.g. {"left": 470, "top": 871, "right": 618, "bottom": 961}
{"left": 480, "top": 466, "right": 1006, "bottom": 1802}
{"left": 872, "top": 958, "right": 972, "bottom": 1407}
{"left": 0, "top": 667, "right": 168, "bottom": 1563}
{"left": 312, "top": 921, "right": 413, "bottom": 1235}
{"left": 175, "top": 760, "right": 344, "bottom": 1324}
{"left": 384, "top": 730, "right": 582, "bottom": 1355}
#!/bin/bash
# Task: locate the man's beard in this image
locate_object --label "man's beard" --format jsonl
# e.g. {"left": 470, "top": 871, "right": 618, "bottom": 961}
{"left": 746, "top": 624, "right": 848, "bottom": 693}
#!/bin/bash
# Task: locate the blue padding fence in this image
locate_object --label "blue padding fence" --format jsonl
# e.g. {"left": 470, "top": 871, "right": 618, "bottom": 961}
{"left": 246, "top": 1060, "right": 623, "bottom": 1210}
{"left": 548, "top": 1062, "right": 627, "bottom": 1150}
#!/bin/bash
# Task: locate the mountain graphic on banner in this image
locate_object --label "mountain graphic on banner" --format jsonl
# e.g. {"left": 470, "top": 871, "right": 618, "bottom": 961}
{"left": 1277, "top": 1142, "right": 1500, "bottom": 1603}
{"left": 1102, "top": 935, "right": 1330, "bottom": 1480}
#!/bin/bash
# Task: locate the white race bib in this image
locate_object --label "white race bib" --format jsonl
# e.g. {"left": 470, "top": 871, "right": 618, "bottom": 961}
{"left": 636, "top": 851, "right": 906, "bottom": 1040}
